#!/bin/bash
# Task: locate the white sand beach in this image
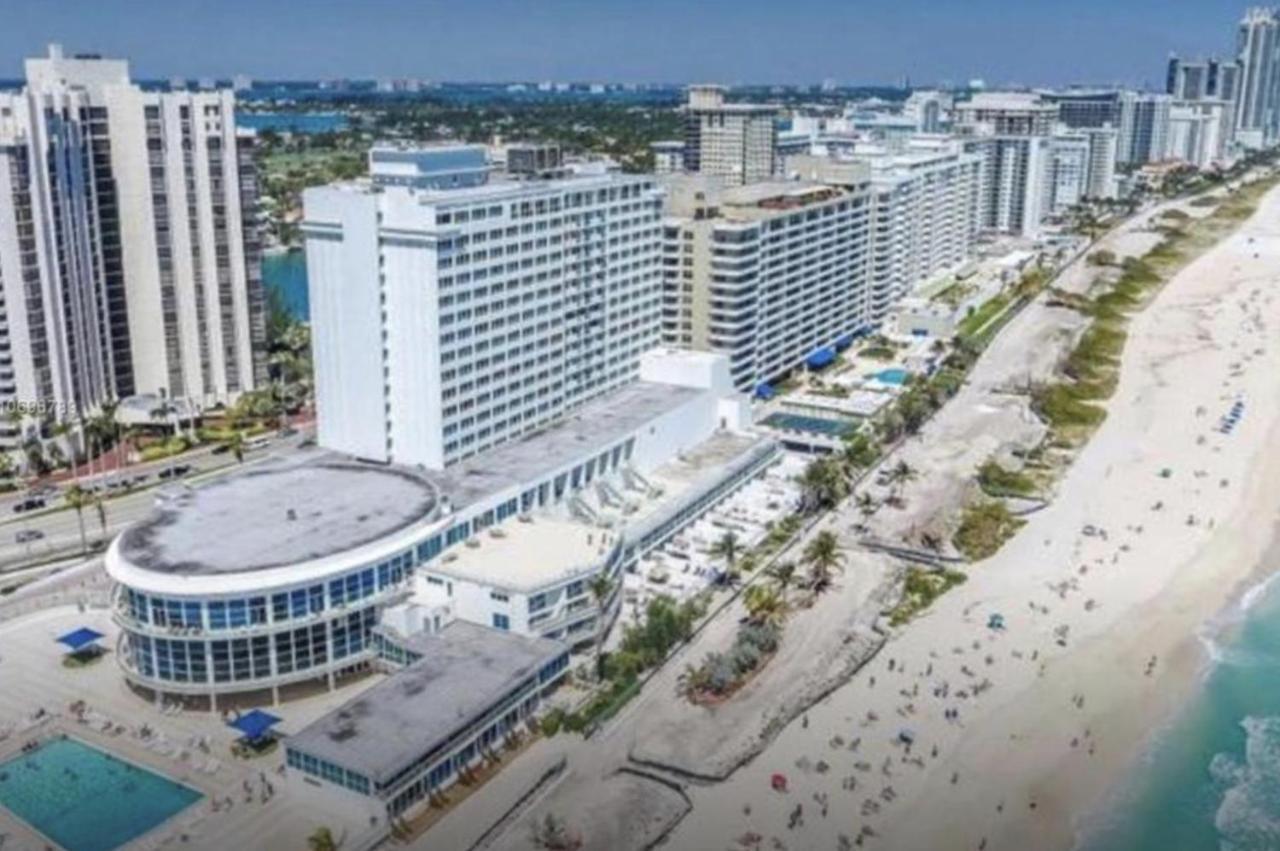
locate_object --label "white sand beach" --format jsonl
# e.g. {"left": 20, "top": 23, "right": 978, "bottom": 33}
{"left": 664, "top": 183, "right": 1280, "bottom": 851}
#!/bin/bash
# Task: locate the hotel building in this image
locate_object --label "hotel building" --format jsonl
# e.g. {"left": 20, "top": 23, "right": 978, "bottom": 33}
{"left": 659, "top": 170, "right": 874, "bottom": 394}
{"left": 303, "top": 145, "right": 665, "bottom": 470}
{"left": 0, "top": 45, "right": 265, "bottom": 441}
{"left": 106, "top": 146, "right": 777, "bottom": 714}
{"left": 954, "top": 93, "right": 1058, "bottom": 237}
{"left": 682, "top": 85, "right": 778, "bottom": 186}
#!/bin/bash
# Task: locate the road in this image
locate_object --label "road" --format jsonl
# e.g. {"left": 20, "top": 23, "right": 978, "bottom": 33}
{"left": 0, "top": 428, "right": 314, "bottom": 575}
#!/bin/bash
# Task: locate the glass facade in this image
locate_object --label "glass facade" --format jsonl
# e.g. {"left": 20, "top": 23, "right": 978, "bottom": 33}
{"left": 118, "top": 549, "right": 416, "bottom": 689}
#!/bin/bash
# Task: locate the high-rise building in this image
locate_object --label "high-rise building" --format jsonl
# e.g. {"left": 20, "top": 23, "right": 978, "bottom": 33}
{"left": 650, "top": 140, "right": 685, "bottom": 174}
{"left": 1121, "top": 93, "right": 1173, "bottom": 165}
{"left": 0, "top": 45, "right": 264, "bottom": 441}
{"left": 954, "top": 93, "right": 1057, "bottom": 236}
{"left": 660, "top": 170, "right": 873, "bottom": 393}
{"left": 1078, "top": 126, "right": 1119, "bottom": 199}
{"left": 303, "top": 146, "right": 665, "bottom": 469}
{"left": 682, "top": 85, "right": 778, "bottom": 185}
{"left": 1234, "top": 7, "right": 1280, "bottom": 147}
{"left": 1168, "top": 100, "right": 1233, "bottom": 168}
{"left": 1045, "top": 135, "right": 1090, "bottom": 214}
{"left": 902, "top": 90, "right": 951, "bottom": 133}
{"left": 829, "top": 143, "right": 981, "bottom": 321}
{"left": 1167, "top": 56, "right": 1242, "bottom": 104}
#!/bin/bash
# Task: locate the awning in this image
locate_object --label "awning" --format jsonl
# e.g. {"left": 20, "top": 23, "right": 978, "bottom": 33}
{"left": 228, "top": 708, "right": 283, "bottom": 742}
{"left": 834, "top": 333, "right": 856, "bottom": 350}
{"left": 806, "top": 347, "right": 836, "bottom": 369}
{"left": 56, "top": 627, "right": 105, "bottom": 652}
{"left": 755, "top": 382, "right": 776, "bottom": 400}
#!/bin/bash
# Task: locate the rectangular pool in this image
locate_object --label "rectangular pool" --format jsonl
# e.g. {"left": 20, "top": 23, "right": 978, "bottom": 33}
{"left": 0, "top": 736, "right": 202, "bottom": 851}
{"left": 762, "top": 412, "right": 858, "bottom": 438}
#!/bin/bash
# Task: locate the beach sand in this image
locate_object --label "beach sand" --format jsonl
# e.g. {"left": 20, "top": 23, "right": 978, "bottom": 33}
{"left": 664, "top": 183, "right": 1280, "bottom": 851}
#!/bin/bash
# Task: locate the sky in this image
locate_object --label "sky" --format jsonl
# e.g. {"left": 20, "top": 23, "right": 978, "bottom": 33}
{"left": 0, "top": 0, "right": 1251, "bottom": 88}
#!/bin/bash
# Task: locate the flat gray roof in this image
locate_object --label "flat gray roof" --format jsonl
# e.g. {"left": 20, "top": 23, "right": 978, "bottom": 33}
{"left": 118, "top": 455, "right": 439, "bottom": 576}
{"left": 427, "top": 381, "right": 701, "bottom": 510}
{"left": 285, "top": 621, "right": 566, "bottom": 787}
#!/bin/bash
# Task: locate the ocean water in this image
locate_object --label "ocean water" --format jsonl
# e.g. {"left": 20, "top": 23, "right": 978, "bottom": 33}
{"left": 262, "top": 249, "right": 309, "bottom": 321}
{"left": 1079, "top": 572, "right": 1280, "bottom": 851}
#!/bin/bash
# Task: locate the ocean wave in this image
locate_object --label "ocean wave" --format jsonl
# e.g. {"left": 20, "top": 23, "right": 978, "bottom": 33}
{"left": 1213, "top": 716, "right": 1280, "bottom": 851}
{"left": 1196, "top": 572, "right": 1280, "bottom": 669}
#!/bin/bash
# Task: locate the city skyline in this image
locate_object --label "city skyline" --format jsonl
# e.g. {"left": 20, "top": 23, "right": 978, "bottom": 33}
{"left": 0, "top": 0, "right": 1252, "bottom": 87}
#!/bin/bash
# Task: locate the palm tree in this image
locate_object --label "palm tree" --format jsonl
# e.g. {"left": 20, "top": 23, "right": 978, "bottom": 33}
{"left": 64, "top": 483, "right": 91, "bottom": 554}
{"left": 743, "top": 584, "right": 787, "bottom": 629}
{"left": 587, "top": 573, "right": 615, "bottom": 679}
{"left": 798, "top": 457, "right": 849, "bottom": 512}
{"left": 841, "top": 433, "right": 879, "bottom": 476}
{"left": 765, "top": 560, "right": 798, "bottom": 596}
{"left": 802, "top": 530, "right": 845, "bottom": 596}
{"left": 709, "top": 530, "right": 742, "bottom": 583}
{"left": 307, "top": 827, "right": 340, "bottom": 851}
{"left": 856, "top": 492, "right": 878, "bottom": 518}
{"left": 223, "top": 430, "right": 246, "bottom": 463}
{"left": 678, "top": 662, "right": 713, "bottom": 700}
{"left": 149, "top": 395, "right": 179, "bottom": 439}
{"left": 885, "top": 460, "right": 918, "bottom": 503}
{"left": 94, "top": 497, "right": 108, "bottom": 540}
{"left": 52, "top": 420, "right": 79, "bottom": 482}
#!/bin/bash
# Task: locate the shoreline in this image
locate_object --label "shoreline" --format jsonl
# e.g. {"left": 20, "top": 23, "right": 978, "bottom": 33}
{"left": 882, "top": 180, "right": 1280, "bottom": 851}
{"left": 664, "top": 179, "right": 1280, "bottom": 851}
{"left": 1069, "top": 513, "right": 1280, "bottom": 850}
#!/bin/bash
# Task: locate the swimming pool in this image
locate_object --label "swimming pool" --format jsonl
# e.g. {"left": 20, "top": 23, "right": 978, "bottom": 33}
{"left": 762, "top": 412, "right": 858, "bottom": 438}
{"left": 0, "top": 737, "right": 202, "bottom": 851}
{"left": 872, "top": 368, "right": 911, "bottom": 385}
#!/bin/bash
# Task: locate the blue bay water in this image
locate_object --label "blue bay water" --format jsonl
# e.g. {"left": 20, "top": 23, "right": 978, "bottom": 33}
{"left": 262, "top": 249, "right": 309, "bottom": 321}
{"left": 1079, "top": 573, "right": 1280, "bottom": 851}
{"left": 235, "top": 111, "right": 348, "bottom": 134}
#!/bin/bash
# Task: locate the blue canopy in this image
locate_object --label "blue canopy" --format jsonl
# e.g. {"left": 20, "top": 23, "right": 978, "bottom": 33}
{"left": 806, "top": 347, "right": 836, "bottom": 370}
{"left": 56, "top": 627, "right": 105, "bottom": 652}
{"left": 228, "top": 709, "right": 283, "bottom": 742}
{"left": 834, "top": 333, "right": 856, "bottom": 350}
{"left": 754, "top": 382, "right": 776, "bottom": 400}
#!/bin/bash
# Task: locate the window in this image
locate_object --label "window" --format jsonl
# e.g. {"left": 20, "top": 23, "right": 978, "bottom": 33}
{"left": 492, "top": 613, "right": 510, "bottom": 630}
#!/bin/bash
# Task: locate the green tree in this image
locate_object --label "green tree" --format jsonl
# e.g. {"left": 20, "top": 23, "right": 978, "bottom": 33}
{"left": 765, "top": 560, "right": 798, "bottom": 596}
{"left": 802, "top": 530, "right": 845, "bottom": 596}
{"left": 587, "top": 572, "right": 615, "bottom": 678}
{"left": 743, "top": 584, "right": 787, "bottom": 629}
{"left": 798, "top": 457, "right": 849, "bottom": 512}
{"left": 841, "top": 433, "right": 879, "bottom": 476}
{"left": 885, "top": 460, "right": 918, "bottom": 503}
{"left": 709, "top": 530, "right": 742, "bottom": 584}
{"left": 64, "top": 483, "right": 91, "bottom": 554}
{"left": 307, "top": 827, "right": 340, "bottom": 851}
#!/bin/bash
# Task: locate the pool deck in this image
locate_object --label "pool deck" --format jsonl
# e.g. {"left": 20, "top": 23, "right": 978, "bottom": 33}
{"left": 0, "top": 604, "right": 384, "bottom": 851}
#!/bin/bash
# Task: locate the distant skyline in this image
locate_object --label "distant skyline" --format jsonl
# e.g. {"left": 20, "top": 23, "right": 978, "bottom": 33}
{"left": 0, "top": 0, "right": 1252, "bottom": 88}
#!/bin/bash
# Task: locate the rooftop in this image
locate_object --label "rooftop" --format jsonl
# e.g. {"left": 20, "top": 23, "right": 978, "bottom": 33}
{"left": 285, "top": 621, "right": 566, "bottom": 787}
{"left": 426, "top": 381, "right": 701, "bottom": 510}
{"left": 427, "top": 517, "right": 619, "bottom": 592}
{"left": 117, "top": 455, "right": 440, "bottom": 576}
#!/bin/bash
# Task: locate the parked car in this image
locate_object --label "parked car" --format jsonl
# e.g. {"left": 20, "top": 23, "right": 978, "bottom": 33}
{"left": 12, "top": 497, "right": 46, "bottom": 513}
{"left": 14, "top": 529, "right": 44, "bottom": 544}
{"left": 158, "top": 464, "right": 192, "bottom": 480}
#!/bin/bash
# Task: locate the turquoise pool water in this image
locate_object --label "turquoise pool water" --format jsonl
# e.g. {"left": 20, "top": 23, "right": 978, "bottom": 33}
{"left": 0, "top": 737, "right": 201, "bottom": 851}
{"left": 762, "top": 412, "right": 858, "bottom": 438}
{"left": 872, "top": 368, "right": 910, "bottom": 385}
